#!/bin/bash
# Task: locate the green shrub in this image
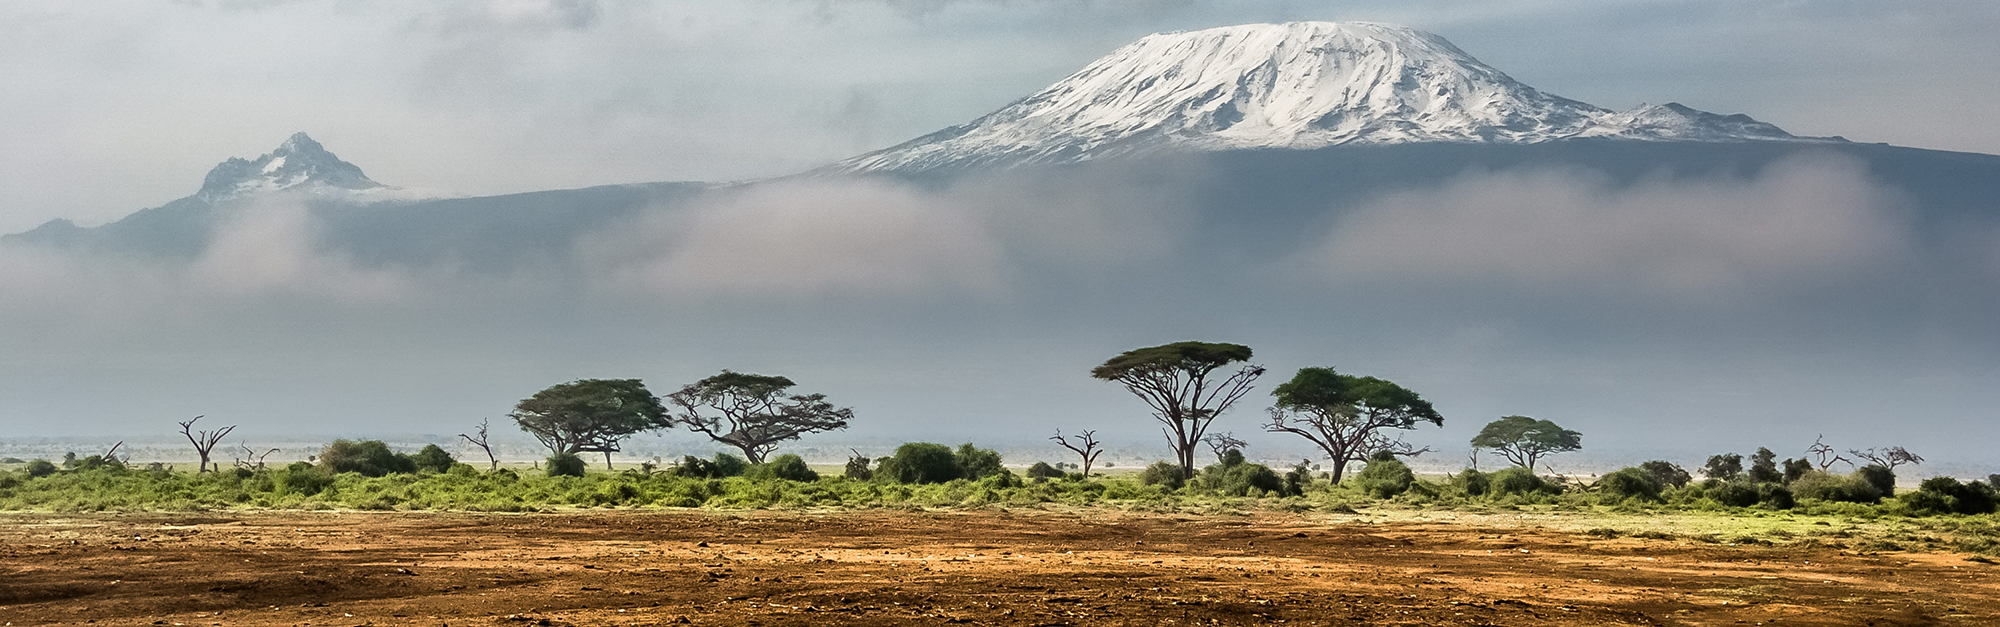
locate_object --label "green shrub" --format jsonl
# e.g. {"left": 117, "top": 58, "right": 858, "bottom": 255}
{"left": 274, "top": 461, "right": 333, "bottom": 496}
{"left": 1352, "top": 457, "right": 1415, "bottom": 498}
{"left": 1757, "top": 482, "right": 1795, "bottom": 509}
{"left": 1489, "top": 467, "right": 1556, "bottom": 497}
{"left": 320, "top": 440, "right": 417, "bottom": 477}
{"left": 1791, "top": 470, "right": 1882, "bottom": 503}
{"left": 877, "top": 443, "right": 961, "bottom": 484}
{"left": 1283, "top": 461, "right": 1314, "bottom": 495}
{"left": 844, "top": 454, "right": 873, "bottom": 480}
{"left": 668, "top": 455, "right": 720, "bottom": 478}
{"left": 1598, "top": 467, "right": 1663, "bottom": 502}
{"left": 546, "top": 453, "right": 587, "bottom": 478}
{"left": 1026, "top": 461, "right": 1063, "bottom": 481}
{"left": 711, "top": 453, "right": 750, "bottom": 478}
{"left": 0, "top": 457, "right": 25, "bottom": 464}
{"left": 24, "top": 459, "right": 58, "bottom": 478}
{"left": 1207, "top": 462, "right": 1287, "bottom": 497}
{"left": 1138, "top": 461, "right": 1186, "bottom": 490}
{"left": 410, "top": 445, "right": 457, "bottom": 474}
{"left": 1901, "top": 477, "right": 1998, "bottom": 515}
{"left": 747, "top": 454, "right": 819, "bottom": 482}
{"left": 1856, "top": 465, "right": 1896, "bottom": 498}
{"left": 954, "top": 443, "right": 1004, "bottom": 480}
{"left": 1453, "top": 469, "right": 1490, "bottom": 496}
{"left": 1637, "top": 460, "right": 1692, "bottom": 489}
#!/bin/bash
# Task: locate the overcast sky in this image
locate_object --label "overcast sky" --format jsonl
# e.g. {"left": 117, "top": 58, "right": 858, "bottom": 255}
{"left": 4, "top": 0, "right": 2000, "bottom": 233}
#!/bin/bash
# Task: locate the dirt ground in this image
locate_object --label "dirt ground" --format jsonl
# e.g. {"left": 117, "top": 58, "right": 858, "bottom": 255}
{"left": 1, "top": 509, "right": 1994, "bottom": 626}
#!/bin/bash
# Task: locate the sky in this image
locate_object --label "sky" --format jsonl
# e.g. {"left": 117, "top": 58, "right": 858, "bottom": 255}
{"left": 2, "top": 0, "right": 1999, "bottom": 473}
{"left": 4, "top": 0, "right": 2000, "bottom": 233}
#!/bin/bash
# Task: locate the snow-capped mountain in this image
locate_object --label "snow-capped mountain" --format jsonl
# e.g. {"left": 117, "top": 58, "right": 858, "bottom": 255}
{"left": 833, "top": 22, "right": 1824, "bottom": 173}
{"left": 194, "top": 132, "right": 437, "bottom": 203}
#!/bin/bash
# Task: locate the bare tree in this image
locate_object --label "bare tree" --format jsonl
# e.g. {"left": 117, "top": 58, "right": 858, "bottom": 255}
{"left": 1849, "top": 446, "right": 1923, "bottom": 471}
{"left": 235, "top": 444, "right": 279, "bottom": 470}
{"left": 459, "top": 418, "right": 500, "bottom": 471}
{"left": 102, "top": 441, "right": 127, "bottom": 466}
{"left": 1201, "top": 432, "right": 1247, "bottom": 463}
{"left": 1806, "top": 434, "right": 1850, "bottom": 471}
{"left": 1051, "top": 429, "right": 1106, "bottom": 477}
{"left": 177, "top": 416, "right": 235, "bottom": 473}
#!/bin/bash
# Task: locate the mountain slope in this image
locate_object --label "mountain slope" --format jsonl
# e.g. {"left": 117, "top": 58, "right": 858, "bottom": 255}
{"left": 832, "top": 22, "right": 1823, "bottom": 173}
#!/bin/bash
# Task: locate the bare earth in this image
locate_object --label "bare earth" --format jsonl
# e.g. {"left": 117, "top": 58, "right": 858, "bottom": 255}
{"left": 1, "top": 510, "right": 1994, "bottom": 626}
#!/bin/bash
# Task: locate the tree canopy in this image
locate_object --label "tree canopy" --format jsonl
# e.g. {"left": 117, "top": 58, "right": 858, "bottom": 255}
{"left": 1264, "top": 366, "right": 1443, "bottom": 483}
{"left": 510, "top": 379, "right": 668, "bottom": 464}
{"left": 666, "top": 370, "right": 852, "bottom": 463}
{"left": 1469, "top": 415, "right": 1582, "bottom": 472}
{"left": 1091, "top": 341, "right": 1264, "bottom": 479}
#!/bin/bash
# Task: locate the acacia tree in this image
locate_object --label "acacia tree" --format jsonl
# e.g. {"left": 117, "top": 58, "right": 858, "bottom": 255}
{"left": 510, "top": 379, "right": 668, "bottom": 469}
{"left": 666, "top": 371, "right": 852, "bottom": 464}
{"left": 1470, "top": 416, "right": 1582, "bottom": 473}
{"left": 1263, "top": 367, "right": 1443, "bottom": 484}
{"left": 1051, "top": 429, "right": 1105, "bottom": 477}
{"left": 177, "top": 415, "right": 235, "bottom": 473}
{"left": 1091, "top": 341, "right": 1264, "bottom": 479}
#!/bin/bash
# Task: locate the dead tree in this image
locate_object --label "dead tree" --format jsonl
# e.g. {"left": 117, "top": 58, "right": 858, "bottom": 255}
{"left": 102, "top": 441, "right": 127, "bottom": 465}
{"left": 177, "top": 416, "right": 235, "bottom": 473}
{"left": 1806, "top": 434, "right": 1850, "bottom": 471}
{"left": 1201, "top": 432, "right": 1248, "bottom": 463}
{"left": 1849, "top": 446, "right": 1922, "bottom": 471}
{"left": 459, "top": 418, "right": 499, "bottom": 471}
{"left": 1050, "top": 429, "right": 1105, "bottom": 477}
{"left": 235, "top": 444, "right": 279, "bottom": 470}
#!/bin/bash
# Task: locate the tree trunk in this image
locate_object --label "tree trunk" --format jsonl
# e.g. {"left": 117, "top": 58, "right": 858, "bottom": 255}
{"left": 1328, "top": 457, "right": 1348, "bottom": 484}
{"left": 604, "top": 450, "right": 613, "bottom": 470}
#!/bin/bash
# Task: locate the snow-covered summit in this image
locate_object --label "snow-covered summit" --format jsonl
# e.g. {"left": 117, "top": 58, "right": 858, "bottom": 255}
{"left": 833, "top": 22, "right": 1824, "bottom": 173}
{"left": 195, "top": 132, "right": 434, "bottom": 203}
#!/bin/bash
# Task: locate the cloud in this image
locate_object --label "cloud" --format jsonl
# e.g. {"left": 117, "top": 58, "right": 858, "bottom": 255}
{"left": 1306, "top": 152, "right": 1911, "bottom": 297}
{"left": 585, "top": 179, "right": 1008, "bottom": 299}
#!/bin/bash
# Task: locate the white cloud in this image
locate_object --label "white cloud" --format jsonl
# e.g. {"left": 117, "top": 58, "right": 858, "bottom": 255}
{"left": 1308, "top": 152, "right": 1911, "bottom": 296}
{"left": 586, "top": 180, "right": 1007, "bottom": 298}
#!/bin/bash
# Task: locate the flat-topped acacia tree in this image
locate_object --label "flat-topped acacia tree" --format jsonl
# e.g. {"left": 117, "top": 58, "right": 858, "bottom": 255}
{"left": 1470, "top": 415, "right": 1583, "bottom": 473}
{"left": 1091, "top": 341, "right": 1265, "bottom": 479}
{"left": 666, "top": 371, "right": 853, "bottom": 464}
{"left": 510, "top": 379, "right": 668, "bottom": 470}
{"left": 1264, "top": 367, "right": 1443, "bottom": 484}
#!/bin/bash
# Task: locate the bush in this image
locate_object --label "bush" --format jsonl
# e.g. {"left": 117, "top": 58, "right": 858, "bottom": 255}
{"left": 1352, "top": 457, "right": 1416, "bottom": 498}
{"left": 1489, "top": 467, "right": 1556, "bottom": 497}
{"left": 954, "top": 443, "right": 1004, "bottom": 480}
{"left": 1757, "top": 483, "right": 1795, "bottom": 509}
{"left": 546, "top": 453, "right": 587, "bottom": 477}
{"left": 1453, "top": 469, "right": 1490, "bottom": 496}
{"left": 1210, "top": 462, "right": 1287, "bottom": 497}
{"left": 1026, "top": 461, "right": 1063, "bottom": 481}
{"left": 0, "top": 457, "right": 26, "bottom": 464}
{"left": 747, "top": 454, "right": 819, "bottom": 482}
{"left": 711, "top": 454, "right": 750, "bottom": 478}
{"left": 274, "top": 461, "right": 333, "bottom": 496}
{"left": 1901, "top": 477, "right": 1998, "bottom": 515}
{"left": 410, "top": 444, "right": 457, "bottom": 474}
{"left": 1637, "top": 460, "right": 1692, "bottom": 489}
{"left": 876, "top": 443, "right": 961, "bottom": 484}
{"left": 24, "top": 459, "right": 58, "bottom": 478}
{"left": 844, "top": 454, "right": 873, "bottom": 480}
{"left": 1791, "top": 470, "right": 1882, "bottom": 503}
{"left": 1283, "top": 461, "right": 1314, "bottom": 495}
{"left": 1138, "top": 460, "right": 1186, "bottom": 490}
{"left": 320, "top": 440, "right": 417, "bottom": 477}
{"left": 1855, "top": 465, "right": 1896, "bottom": 498}
{"left": 1598, "top": 467, "right": 1663, "bottom": 502}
